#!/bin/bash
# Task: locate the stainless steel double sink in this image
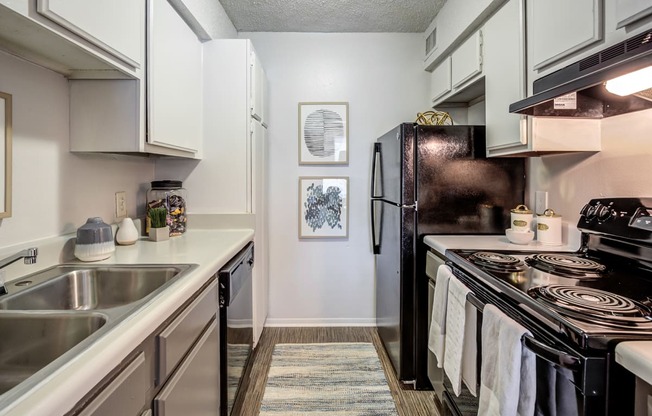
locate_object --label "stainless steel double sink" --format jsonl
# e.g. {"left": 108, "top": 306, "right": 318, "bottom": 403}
{"left": 0, "top": 264, "right": 196, "bottom": 401}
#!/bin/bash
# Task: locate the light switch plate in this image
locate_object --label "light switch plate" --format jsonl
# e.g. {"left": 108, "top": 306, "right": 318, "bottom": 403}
{"left": 115, "top": 191, "right": 127, "bottom": 218}
{"left": 535, "top": 191, "right": 548, "bottom": 215}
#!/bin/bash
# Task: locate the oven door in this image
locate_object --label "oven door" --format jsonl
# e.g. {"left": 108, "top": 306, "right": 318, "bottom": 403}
{"left": 453, "top": 267, "right": 610, "bottom": 416}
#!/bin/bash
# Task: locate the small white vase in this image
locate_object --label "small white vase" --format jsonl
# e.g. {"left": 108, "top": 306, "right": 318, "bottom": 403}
{"left": 116, "top": 217, "right": 139, "bottom": 245}
{"left": 149, "top": 226, "right": 170, "bottom": 242}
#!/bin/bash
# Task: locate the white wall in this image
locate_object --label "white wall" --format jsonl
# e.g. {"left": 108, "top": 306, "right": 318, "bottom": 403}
{"left": 240, "top": 32, "right": 429, "bottom": 325}
{"left": 528, "top": 108, "right": 652, "bottom": 223}
{"left": 0, "top": 51, "right": 155, "bottom": 248}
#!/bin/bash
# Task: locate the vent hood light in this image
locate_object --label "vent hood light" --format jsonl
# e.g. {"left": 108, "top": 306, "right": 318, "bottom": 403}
{"left": 604, "top": 66, "right": 652, "bottom": 96}
{"left": 509, "top": 30, "right": 652, "bottom": 118}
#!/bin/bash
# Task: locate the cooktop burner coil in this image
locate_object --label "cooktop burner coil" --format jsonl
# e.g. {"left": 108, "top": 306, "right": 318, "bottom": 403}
{"left": 525, "top": 253, "right": 606, "bottom": 278}
{"left": 468, "top": 251, "right": 526, "bottom": 272}
{"left": 529, "top": 284, "right": 652, "bottom": 326}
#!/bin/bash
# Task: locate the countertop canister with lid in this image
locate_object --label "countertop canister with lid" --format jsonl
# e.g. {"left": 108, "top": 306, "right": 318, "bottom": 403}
{"left": 147, "top": 180, "right": 187, "bottom": 236}
{"left": 537, "top": 208, "right": 562, "bottom": 245}
{"left": 510, "top": 204, "right": 533, "bottom": 232}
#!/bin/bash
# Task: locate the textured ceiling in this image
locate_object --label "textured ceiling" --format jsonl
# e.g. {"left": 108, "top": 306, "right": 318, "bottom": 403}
{"left": 218, "top": 0, "right": 446, "bottom": 33}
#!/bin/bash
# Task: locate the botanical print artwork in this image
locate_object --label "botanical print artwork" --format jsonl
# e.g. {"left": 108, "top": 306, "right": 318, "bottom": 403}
{"left": 298, "top": 103, "right": 348, "bottom": 164}
{"left": 299, "top": 177, "right": 348, "bottom": 238}
{"left": 303, "top": 109, "right": 344, "bottom": 159}
{"left": 304, "top": 182, "right": 343, "bottom": 232}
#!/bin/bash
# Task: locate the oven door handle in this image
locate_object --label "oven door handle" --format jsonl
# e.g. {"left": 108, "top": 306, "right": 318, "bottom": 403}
{"left": 521, "top": 333, "right": 582, "bottom": 371}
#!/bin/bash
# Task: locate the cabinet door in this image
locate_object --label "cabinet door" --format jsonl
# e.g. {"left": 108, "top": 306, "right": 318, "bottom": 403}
{"left": 148, "top": 0, "right": 202, "bottom": 153}
{"left": 252, "top": 121, "right": 268, "bottom": 344}
{"left": 615, "top": 0, "right": 652, "bottom": 29}
{"left": 250, "top": 50, "right": 266, "bottom": 125}
{"left": 451, "top": 31, "right": 482, "bottom": 89}
{"left": 430, "top": 56, "right": 451, "bottom": 105}
{"left": 528, "top": 0, "right": 603, "bottom": 71}
{"left": 484, "top": 0, "right": 528, "bottom": 152}
{"left": 36, "top": 0, "right": 143, "bottom": 68}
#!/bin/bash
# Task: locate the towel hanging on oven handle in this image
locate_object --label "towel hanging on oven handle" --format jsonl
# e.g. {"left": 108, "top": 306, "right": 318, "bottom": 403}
{"left": 521, "top": 334, "right": 582, "bottom": 371}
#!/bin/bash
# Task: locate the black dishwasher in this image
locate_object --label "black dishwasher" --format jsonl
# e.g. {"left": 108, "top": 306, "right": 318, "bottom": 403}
{"left": 218, "top": 242, "right": 254, "bottom": 416}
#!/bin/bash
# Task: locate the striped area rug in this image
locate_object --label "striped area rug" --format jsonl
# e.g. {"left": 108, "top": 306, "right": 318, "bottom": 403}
{"left": 259, "top": 342, "right": 398, "bottom": 415}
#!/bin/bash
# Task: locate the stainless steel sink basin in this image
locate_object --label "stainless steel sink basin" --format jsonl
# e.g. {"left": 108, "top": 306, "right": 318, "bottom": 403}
{"left": 0, "top": 263, "right": 196, "bottom": 402}
{"left": 0, "top": 313, "right": 106, "bottom": 395}
{"left": 0, "top": 265, "right": 188, "bottom": 310}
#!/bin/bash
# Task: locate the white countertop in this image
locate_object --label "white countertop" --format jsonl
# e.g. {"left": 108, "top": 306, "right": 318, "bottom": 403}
{"left": 616, "top": 342, "right": 652, "bottom": 386}
{"left": 423, "top": 223, "right": 582, "bottom": 256}
{"left": 0, "top": 227, "right": 254, "bottom": 416}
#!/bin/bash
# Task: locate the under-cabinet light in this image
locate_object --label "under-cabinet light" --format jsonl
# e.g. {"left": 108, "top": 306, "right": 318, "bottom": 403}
{"left": 605, "top": 65, "right": 652, "bottom": 96}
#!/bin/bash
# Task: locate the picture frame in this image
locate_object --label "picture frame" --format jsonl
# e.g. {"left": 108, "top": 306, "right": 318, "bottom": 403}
{"left": 299, "top": 176, "right": 349, "bottom": 239}
{"left": 298, "top": 102, "right": 348, "bottom": 165}
{"left": 0, "top": 92, "right": 12, "bottom": 219}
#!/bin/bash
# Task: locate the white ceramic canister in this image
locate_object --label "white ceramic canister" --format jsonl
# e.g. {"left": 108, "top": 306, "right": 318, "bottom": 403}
{"left": 537, "top": 208, "right": 562, "bottom": 245}
{"left": 510, "top": 204, "right": 533, "bottom": 232}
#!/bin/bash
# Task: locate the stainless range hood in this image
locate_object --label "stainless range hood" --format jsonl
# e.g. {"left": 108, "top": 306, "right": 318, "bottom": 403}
{"left": 510, "top": 29, "right": 652, "bottom": 118}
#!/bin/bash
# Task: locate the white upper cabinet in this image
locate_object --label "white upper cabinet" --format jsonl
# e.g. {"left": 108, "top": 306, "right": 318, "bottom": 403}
{"left": 483, "top": 0, "right": 527, "bottom": 154}
{"left": 451, "top": 31, "right": 483, "bottom": 89}
{"left": 69, "top": 0, "right": 202, "bottom": 158}
{"left": 147, "top": 0, "right": 202, "bottom": 153}
{"left": 614, "top": 0, "right": 652, "bottom": 29}
{"left": 430, "top": 56, "right": 452, "bottom": 104}
{"left": 250, "top": 48, "right": 267, "bottom": 126}
{"left": 36, "top": 0, "right": 142, "bottom": 69}
{"left": 430, "top": 31, "right": 483, "bottom": 106}
{"left": 0, "top": 0, "right": 143, "bottom": 78}
{"left": 527, "top": 0, "right": 603, "bottom": 72}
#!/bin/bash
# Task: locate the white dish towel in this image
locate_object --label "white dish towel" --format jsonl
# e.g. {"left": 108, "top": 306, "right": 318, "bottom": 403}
{"left": 443, "top": 275, "right": 471, "bottom": 396}
{"left": 478, "top": 304, "right": 536, "bottom": 416}
{"left": 428, "top": 264, "right": 452, "bottom": 368}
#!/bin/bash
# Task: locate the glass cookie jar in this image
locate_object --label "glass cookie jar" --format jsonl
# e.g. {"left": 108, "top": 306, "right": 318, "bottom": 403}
{"left": 147, "top": 180, "right": 188, "bottom": 236}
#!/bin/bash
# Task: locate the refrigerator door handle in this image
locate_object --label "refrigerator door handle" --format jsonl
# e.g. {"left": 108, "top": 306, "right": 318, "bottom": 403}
{"left": 371, "top": 200, "right": 381, "bottom": 254}
{"left": 371, "top": 142, "right": 383, "bottom": 199}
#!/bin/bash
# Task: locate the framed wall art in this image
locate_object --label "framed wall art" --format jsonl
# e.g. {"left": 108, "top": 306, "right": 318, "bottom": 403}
{"left": 299, "top": 176, "right": 348, "bottom": 239}
{"left": 298, "top": 102, "right": 348, "bottom": 165}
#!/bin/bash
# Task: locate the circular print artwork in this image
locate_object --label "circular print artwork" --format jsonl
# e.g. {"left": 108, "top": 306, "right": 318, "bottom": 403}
{"left": 303, "top": 109, "right": 345, "bottom": 158}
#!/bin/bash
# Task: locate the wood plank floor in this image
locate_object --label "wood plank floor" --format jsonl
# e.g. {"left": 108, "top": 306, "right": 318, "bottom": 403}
{"left": 233, "top": 327, "right": 439, "bottom": 416}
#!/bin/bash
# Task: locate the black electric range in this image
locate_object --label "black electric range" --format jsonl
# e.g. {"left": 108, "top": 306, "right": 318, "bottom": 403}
{"left": 442, "top": 198, "right": 652, "bottom": 416}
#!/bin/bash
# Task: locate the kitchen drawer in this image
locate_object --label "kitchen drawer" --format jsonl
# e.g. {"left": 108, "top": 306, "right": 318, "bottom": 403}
{"left": 156, "top": 279, "right": 218, "bottom": 383}
{"left": 78, "top": 352, "right": 148, "bottom": 416}
{"left": 154, "top": 318, "right": 220, "bottom": 416}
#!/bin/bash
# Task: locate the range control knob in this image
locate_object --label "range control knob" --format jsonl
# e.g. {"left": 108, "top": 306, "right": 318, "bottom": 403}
{"left": 579, "top": 204, "right": 591, "bottom": 217}
{"left": 597, "top": 205, "right": 614, "bottom": 221}
{"left": 585, "top": 204, "right": 598, "bottom": 220}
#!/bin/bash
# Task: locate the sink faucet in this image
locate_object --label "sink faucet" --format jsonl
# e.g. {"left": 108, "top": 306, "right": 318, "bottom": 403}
{"left": 0, "top": 247, "right": 38, "bottom": 295}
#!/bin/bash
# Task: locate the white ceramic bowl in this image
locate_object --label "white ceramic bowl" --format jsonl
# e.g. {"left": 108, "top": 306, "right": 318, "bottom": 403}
{"left": 505, "top": 228, "right": 534, "bottom": 245}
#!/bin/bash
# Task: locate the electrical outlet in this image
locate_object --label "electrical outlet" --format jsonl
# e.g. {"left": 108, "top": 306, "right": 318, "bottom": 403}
{"left": 115, "top": 191, "right": 127, "bottom": 218}
{"left": 535, "top": 191, "right": 548, "bottom": 215}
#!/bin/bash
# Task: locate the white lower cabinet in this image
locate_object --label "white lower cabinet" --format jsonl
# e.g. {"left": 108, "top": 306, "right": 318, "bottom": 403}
{"left": 70, "top": 279, "right": 219, "bottom": 416}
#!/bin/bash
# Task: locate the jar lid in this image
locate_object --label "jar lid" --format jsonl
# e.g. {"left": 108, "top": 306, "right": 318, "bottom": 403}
{"left": 151, "top": 180, "right": 183, "bottom": 189}
{"left": 540, "top": 208, "right": 561, "bottom": 217}
{"left": 511, "top": 204, "right": 532, "bottom": 214}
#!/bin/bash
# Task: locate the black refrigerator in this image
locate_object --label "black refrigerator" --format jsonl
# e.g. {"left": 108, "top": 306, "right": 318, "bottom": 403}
{"left": 370, "top": 124, "right": 525, "bottom": 389}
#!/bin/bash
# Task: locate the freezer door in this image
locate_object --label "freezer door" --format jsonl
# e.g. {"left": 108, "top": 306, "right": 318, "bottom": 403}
{"left": 375, "top": 124, "right": 415, "bottom": 206}
{"left": 375, "top": 199, "right": 416, "bottom": 383}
